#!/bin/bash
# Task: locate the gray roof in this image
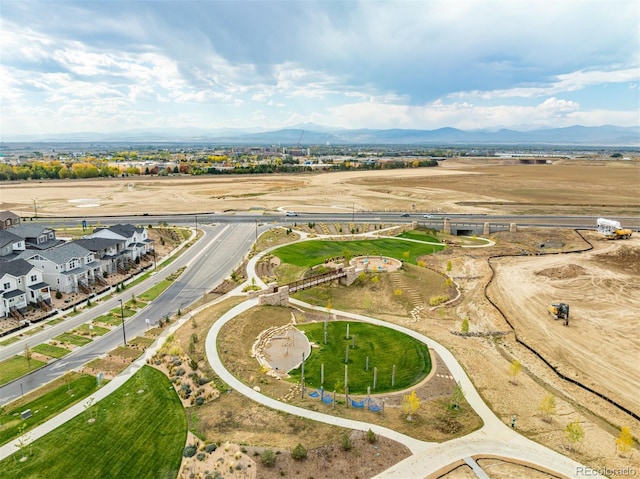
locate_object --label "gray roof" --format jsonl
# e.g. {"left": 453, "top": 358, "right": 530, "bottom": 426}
{"left": 3, "top": 289, "right": 26, "bottom": 299}
{"left": 0, "top": 211, "right": 20, "bottom": 222}
{"left": 0, "top": 258, "right": 36, "bottom": 278}
{"left": 17, "top": 242, "right": 92, "bottom": 265}
{"left": 95, "top": 224, "right": 143, "bottom": 238}
{"left": 26, "top": 238, "right": 64, "bottom": 250}
{"left": 8, "top": 223, "right": 52, "bottom": 239}
{"left": 73, "top": 237, "right": 122, "bottom": 251}
{"left": 0, "top": 229, "right": 23, "bottom": 249}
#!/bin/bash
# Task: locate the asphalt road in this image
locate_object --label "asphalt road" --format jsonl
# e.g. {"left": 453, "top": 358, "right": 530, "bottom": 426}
{"left": 0, "top": 222, "right": 256, "bottom": 404}
{"left": 28, "top": 212, "right": 640, "bottom": 230}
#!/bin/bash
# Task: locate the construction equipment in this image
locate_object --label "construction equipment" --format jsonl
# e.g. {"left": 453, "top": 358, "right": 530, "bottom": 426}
{"left": 597, "top": 218, "right": 633, "bottom": 240}
{"left": 549, "top": 303, "right": 570, "bottom": 326}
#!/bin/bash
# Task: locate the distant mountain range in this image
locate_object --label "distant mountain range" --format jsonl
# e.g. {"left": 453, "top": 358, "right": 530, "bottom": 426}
{"left": 4, "top": 124, "right": 639, "bottom": 146}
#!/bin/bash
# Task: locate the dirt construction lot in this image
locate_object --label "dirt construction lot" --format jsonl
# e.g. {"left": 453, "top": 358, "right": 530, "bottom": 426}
{"left": 2, "top": 158, "right": 639, "bottom": 217}
{"left": 489, "top": 231, "right": 640, "bottom": 416}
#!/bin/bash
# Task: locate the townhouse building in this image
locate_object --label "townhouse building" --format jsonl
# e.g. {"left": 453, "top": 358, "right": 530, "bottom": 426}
{"left": 0, "top": 258, "right": 51, "bottom": 318}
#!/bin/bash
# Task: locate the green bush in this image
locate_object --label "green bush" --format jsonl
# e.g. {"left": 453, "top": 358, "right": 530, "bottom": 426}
{"left": 196, "top": 452, "right": 206, "bottom": 461}
{"left": 366, "top": 429, "right": 377, "bottom": 444}
{"left": 183, "top": 445, "right": 197, "bottom": 458}
{"left": 340, "top": 433, "right": 352, "bottom": 451}
{"left": 261, "top": 449, "right": 276, "bottom": 467}
{"left": 292, "top": 443, "right": 307, "bottom": 460}
{"left": 205, "top": 443, "right": 217, "bottom": 453}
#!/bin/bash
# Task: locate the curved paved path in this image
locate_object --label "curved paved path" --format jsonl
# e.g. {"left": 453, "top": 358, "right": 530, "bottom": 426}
{"left": 212, "top": 238, "right": 598, "bottom": 478}
{"left": 205, "top": 297, "right": 593, "bottom": 478}
{"left": 0, "top": 227, "right": 595, "bottom": 477}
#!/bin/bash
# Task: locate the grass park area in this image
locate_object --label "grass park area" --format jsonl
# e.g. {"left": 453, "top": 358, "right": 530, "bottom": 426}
{"left": 0, "top": 373, "right": 102, "bottom": 446}
{"left": 73, "top": 323, "right": 110, "bottom": 337}
{"left": 52, "top": 333, "right": 92, "bottom": 347}
{"left": 1, "top": 366, "right": 187, "bottom": 479}
{"left": 138, "top": 279, "right": 172, "bottom": 302}
{"left": 32, "top": 343, "right": 71, "bottom": 359}
{"left": 397, "top": 230, "right": 441, "bottom": 242}
{"left": 0, "top": 356, "right": 47, "bottom": 386}
{"left": 272, "top": 237, "right": 443, "bottom": 269}
{"left": 289, "top": 321, "right": 431, "bottom": 394}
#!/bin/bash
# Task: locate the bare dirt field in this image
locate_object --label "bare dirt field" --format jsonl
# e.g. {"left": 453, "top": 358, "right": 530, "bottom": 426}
{"left": 488, "top": 231, "right": 640, "bottom": 416}
{"left": 2, "top": 158, "right": 638, "bottom": 217}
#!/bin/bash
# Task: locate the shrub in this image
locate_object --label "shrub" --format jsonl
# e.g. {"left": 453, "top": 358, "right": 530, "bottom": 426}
{"left": 198, "top": 376, "right": 212, "bottom": 385}
{"left": 205, "top": 443, "right": 218, "bottom": 453}
{"left": 261, "top": 449, "right": 277, "bottom": 467}
{"left": 340, "top": 433, "right": 352, "bottom": 451}
{"left": 183, "top": 445, "right": 197, "bottom": 457}
{"left": 292, "top": 443, "right": 307, "bottom": 460}
{"left": 366, "top": 429, "right": 377, "bottom": 444}
{"left": 175, "top": 368, "right": 186, "bottom": 376}
{"left": 429, "top": 295, "right": 450, "bottom": 306}
{"left": 196, "top": 452, "right": 206, "bottom": 461}
{"left": 195, "top": 396, "right": 205, "bottom": 406}
{"left": 55, "top": 290, "right": 63, "bottom": 300}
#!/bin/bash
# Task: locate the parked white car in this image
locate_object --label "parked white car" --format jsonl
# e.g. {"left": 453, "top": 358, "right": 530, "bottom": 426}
{"left": 285, "top": 211, "right": 298, "bottom": 217}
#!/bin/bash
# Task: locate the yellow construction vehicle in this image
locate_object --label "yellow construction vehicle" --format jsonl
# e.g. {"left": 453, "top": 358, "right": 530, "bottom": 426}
{"left": 597, "top": 218, "right": 633, "bottom": 240}
{"left": 549, "top": 303, "right": 569, "bottom": 326}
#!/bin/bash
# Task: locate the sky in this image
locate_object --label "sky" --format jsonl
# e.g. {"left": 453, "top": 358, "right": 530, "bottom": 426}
{"left": 1, "top": 0, "right": 639, "bottom": 138}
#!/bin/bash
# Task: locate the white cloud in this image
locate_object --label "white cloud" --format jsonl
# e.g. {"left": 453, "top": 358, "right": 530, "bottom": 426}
{"left": 1, "top": 1, "right": 638, "bottom": 136}
{"left": 451, "top": 67, "right": 640, "bottom": 100}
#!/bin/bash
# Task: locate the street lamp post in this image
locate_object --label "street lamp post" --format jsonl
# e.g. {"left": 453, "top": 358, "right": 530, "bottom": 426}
{"left": 33, "top": 199, "right": 38, "bottom": 219}
{"left": 119, "top": 299, "right": 127, "bottom": 346}
{"left": 352, "top": 202, "right": 355, "bottom": 223}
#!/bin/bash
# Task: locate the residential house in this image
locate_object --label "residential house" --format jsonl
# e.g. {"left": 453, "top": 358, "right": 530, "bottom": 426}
{"left": 17, "top": 242, "right": 103, "bottom": 294}
{"left": 73, "top": 237, "right": 127, "bottom": 274}
{"left": 86, "top": 224, "right": 154, "bottom": 262}
{"left": 0, "top": 211, "right": 21, "bottom": 230}
{"left": 0, "top": 259, "right": 51, "bottom": 319}
{"left": 8, "top": 223, "right": 64, "bottom": 250}
{"left": 0, "top": 229, "right": 26, "bottom": 261}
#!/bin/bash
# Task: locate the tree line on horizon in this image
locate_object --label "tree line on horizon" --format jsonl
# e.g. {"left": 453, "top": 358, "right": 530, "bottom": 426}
{"left": 0, "top": 157, "right": 437, "bottom": 181}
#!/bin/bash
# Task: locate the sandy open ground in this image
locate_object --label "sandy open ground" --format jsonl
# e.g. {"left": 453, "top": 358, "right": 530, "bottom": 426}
{"left": 488, "top": 232, "right": 640, "bottom": 416}
{"left": 2, "top": 158, "right": 638, "bottom": 217}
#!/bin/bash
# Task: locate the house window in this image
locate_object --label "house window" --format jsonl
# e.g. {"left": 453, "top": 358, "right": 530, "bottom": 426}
{"left": 3, "top": 282, "right": 9, "bottom": 290}
{"left": 30, "top": 274, "right": 37, "bottom": 282}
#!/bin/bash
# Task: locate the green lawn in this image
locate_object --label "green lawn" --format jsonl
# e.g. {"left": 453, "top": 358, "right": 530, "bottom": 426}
{"left": 0, "top": 356, "right": 47, "bottom": 385}
{"left": 73, "top": 324, "right": 110, "bottom": 337}
{"left": 32, "top": 343, "right": 71, "bottom": 359}
{"left": 289, "top": 321, "right": 431, "bottom": 394}
{"left": 138, "top": 279, "right": 172, "bottom": 302}
{"left": 0, "top": 374, "right": 102, "bottom": 446}
{"left": 1, "top": 366, "right": 187, "bottom": 479}
{"left": 397, "top": 230, "right": 441, "bottom": 242}
{"left": 273, "top": 238, "right": 443, "bottom": 268}
{"left": 0, "top": 336, "right": 21, "bottom": 347}
{"left": 96, "top": 314, "right": 125, "bottom": 326}
{"left": 52, "top": 333, "right": 93, "bottom": 347}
